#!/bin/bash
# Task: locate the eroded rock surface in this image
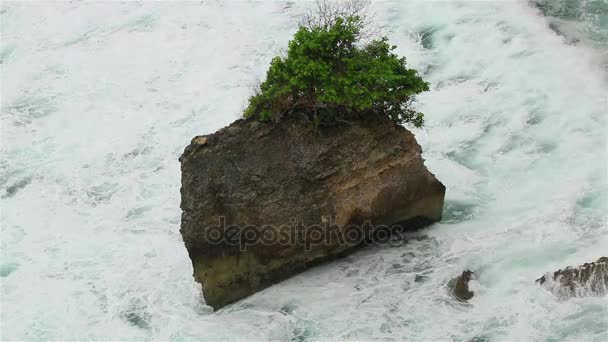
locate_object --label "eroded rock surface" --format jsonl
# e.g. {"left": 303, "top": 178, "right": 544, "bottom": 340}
{"left": 179, "top": 115, "right": 445, "bottom": 310}
{"left": 537, "top": 257, "right": 608, "bottom": 298}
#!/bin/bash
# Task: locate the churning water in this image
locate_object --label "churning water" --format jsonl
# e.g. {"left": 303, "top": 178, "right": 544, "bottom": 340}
{"left": 1, "top": 1, "right": 607, "bottom": 341}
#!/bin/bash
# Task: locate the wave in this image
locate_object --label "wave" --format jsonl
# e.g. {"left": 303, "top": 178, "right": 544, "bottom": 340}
{"left": 1, "top": 1, "right": 606, "bottom": 341}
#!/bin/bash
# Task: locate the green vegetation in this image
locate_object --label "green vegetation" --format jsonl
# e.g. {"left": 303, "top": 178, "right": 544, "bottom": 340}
{"left": 244, "top": 1, "right": 429, "bottom": 127}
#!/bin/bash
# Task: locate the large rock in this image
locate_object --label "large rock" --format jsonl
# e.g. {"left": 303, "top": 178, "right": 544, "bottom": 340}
{"left": 179, "top": 115, "right": 445, "bottom": 310}
{"left": 536, "top": 257, "right": 608, "bottom": 298}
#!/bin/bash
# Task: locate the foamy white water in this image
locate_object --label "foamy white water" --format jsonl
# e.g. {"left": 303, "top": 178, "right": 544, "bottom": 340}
{"left": 1, "top": 1, "right": 607, "bottom": 341}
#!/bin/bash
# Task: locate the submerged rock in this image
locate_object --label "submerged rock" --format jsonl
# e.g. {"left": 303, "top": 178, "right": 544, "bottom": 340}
{"left": 449, "top": 270, "right": 475, "bottom": 301}
{"left": 179, "top": 115, "right": 445, "bottom": 310}
{"left": 536, "top": 257, "right": 608, "bottom": 298}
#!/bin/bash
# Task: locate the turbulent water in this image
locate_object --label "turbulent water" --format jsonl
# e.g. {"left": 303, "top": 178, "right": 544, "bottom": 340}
{"left": 1, "top": 1, "right": 607, "bottom": 341}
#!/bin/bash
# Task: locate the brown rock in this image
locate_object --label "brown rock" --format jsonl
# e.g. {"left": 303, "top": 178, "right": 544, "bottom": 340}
{"left": 536, "top": 256, "right": 608, "bottom": 297}
{"left": 450, "top": 270, "right": 475, "bottom": 301}
{"left": 179, "top": 115, "right": 445, "bottom": 310}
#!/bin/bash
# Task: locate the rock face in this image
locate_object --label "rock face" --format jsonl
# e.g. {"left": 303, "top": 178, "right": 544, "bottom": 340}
{"left": 537, "top": 257, "right": 608, "bottom": 298}
{"left": 179, "top": 115, "right": 445, "bottom": 310}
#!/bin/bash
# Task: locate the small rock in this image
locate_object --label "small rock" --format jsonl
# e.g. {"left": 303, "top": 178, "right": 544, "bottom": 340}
{"left": 450, "top": 270, "right": 475, "bottom": 301}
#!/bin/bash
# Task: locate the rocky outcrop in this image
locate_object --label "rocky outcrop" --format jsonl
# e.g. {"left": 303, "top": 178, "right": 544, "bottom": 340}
{"left": 179, "top": 115, "right": 445, "bottom": 310}
{"left": 449, "top": 270, "right": 475, "bottom": 301}
{"left": 536, "top": 257, "right": 608, "bottom": 298}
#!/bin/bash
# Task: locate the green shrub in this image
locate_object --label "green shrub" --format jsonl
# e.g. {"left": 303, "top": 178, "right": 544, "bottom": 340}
{"left": 244, "top": 8, "right": 429, "bottom": 127}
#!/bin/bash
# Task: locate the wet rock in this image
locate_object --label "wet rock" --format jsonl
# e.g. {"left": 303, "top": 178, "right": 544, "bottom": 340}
{"left": 536, "top": 256, "right": 608, "bottom": 297}
{"left": 449, "top": 270, "right": 475, "bottom": 301}
{"left": 179, "top": 115, "right": 445, "bottom": 310}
